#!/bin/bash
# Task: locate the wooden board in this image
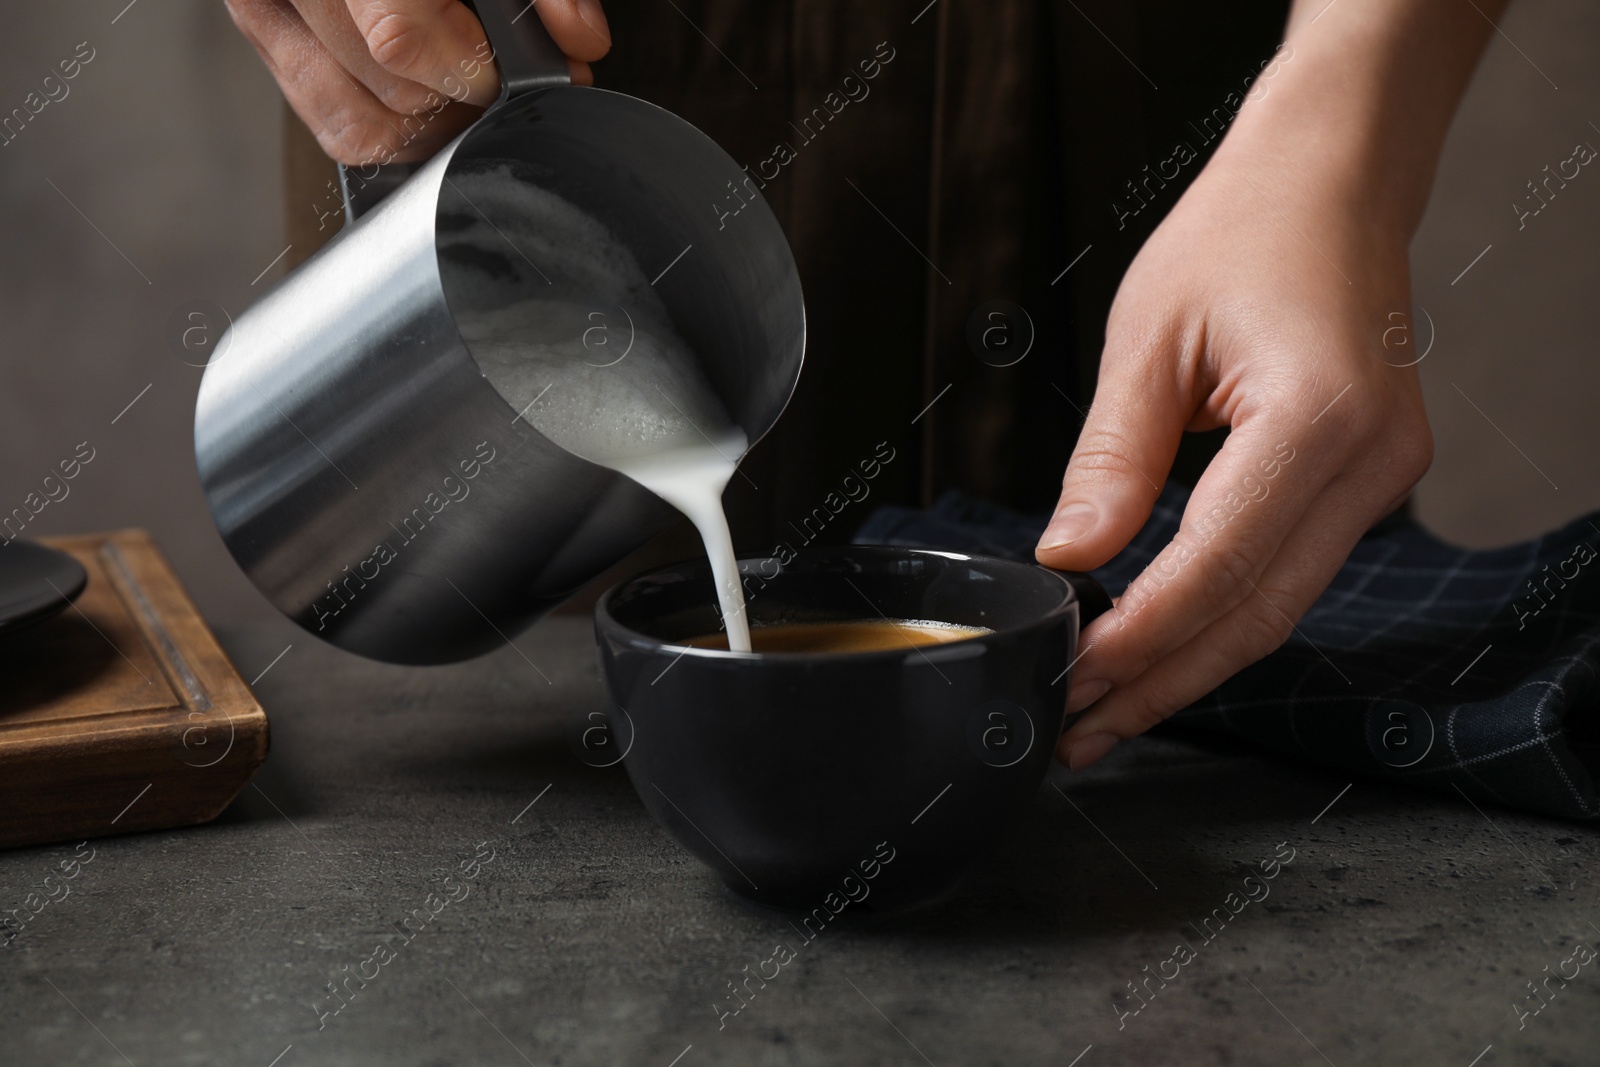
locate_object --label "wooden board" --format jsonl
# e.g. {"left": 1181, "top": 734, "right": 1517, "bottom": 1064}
{"left": 0, "top": 531, "right": 268, "bottom": 849}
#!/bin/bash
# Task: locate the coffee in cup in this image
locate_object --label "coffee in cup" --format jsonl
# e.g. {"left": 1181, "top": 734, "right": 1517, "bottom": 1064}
{"left": 684, "top": 619, "right": 991, "bottom": 653}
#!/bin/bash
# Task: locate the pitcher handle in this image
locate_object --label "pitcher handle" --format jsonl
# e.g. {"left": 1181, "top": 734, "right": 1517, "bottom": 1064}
{"left": 338, "top": 0, "right": 572, "bottom": 222}
{"left": 469, "top": 0, "right": 573, "bottom": 99}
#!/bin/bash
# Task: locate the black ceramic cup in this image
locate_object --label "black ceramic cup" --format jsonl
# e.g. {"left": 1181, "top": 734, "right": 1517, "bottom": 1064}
{"left": 593, "top": 546, "right": 1110, "bottom": 912}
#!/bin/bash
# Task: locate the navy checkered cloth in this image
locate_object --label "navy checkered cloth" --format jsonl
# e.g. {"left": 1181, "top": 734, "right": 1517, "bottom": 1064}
{"left": 855, "top": 486, "right": 1600, "bottom": 822}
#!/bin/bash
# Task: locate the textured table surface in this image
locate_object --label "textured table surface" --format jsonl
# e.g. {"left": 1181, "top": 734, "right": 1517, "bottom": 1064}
{"left": 3, "top": 618, "right": 1597, "bottom": 1066}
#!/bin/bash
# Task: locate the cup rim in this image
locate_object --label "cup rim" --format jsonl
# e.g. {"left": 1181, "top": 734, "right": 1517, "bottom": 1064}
{"left": 594, "top": 544, "right": 1082, "bottom": 663}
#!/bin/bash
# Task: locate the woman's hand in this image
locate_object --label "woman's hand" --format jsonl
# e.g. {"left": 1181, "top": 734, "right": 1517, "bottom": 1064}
{"left": 1039, "top": 135, "right": 1432, "bottom": 770}
{"left": 1038, "top": 0, "right": 1505, "bottom": 770}
{"left": 226, "top": 0, "right": 612, "bottom": 165}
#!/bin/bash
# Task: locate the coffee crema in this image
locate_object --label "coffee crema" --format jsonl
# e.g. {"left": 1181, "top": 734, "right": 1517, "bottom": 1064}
{"left": 685, "top": 619, "right": 990, "bottom": 654}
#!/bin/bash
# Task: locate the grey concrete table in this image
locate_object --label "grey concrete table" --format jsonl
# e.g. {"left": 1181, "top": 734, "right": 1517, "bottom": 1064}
{"left": 3, "top": 619, "right": 1597, "bottom": 1066}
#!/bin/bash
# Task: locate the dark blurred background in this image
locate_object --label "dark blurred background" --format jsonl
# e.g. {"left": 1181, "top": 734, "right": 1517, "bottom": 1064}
{"left": 0, "top": 0, "right": 1595, "bottom": 625}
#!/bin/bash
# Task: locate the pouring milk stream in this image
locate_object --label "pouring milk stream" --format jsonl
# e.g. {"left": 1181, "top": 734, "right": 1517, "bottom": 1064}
{"left": 445, "top": 163, "right": 753, "bottom": 651}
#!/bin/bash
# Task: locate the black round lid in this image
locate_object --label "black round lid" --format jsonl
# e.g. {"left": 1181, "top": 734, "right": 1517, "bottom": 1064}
{"left": 0, "top": 540, "right": 88, "bottom": 637}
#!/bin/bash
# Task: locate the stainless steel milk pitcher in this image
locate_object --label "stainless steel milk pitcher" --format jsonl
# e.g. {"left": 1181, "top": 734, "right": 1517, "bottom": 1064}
{"left": 194, "top": 0, "right": 805, "bottom": 664}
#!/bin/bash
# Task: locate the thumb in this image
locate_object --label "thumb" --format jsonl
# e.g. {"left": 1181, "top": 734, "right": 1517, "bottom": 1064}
{"left": 1036, "top": 353, "right": 1187, "bottom": 571}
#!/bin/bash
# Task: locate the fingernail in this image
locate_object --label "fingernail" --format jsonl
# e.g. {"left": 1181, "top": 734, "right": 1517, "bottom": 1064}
{"left": 1066, "top": 677, "right": 1110, "bottom": 714}
{"left": 576, "top": 0, "right": 612, "bottom": 46}
{"left": 1040, "top": 502, "right": 1098, "bottom": 550}
{"left": 1067, "top": 731, "right": 1120, "bottom": 771}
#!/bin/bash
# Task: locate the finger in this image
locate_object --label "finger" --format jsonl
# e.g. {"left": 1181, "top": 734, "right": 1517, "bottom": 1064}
{"left": 347, "top": 0, "right": 502, "bottom": 105}
{"left": 528, "top": 0, "right": 613, "bottom": 63}
{"left": 1062, "top": 393, "right": 1353, "bottom": 715}
{"left": 348, "top": 0, "right": 610, "bottom": 106}
{"left": 1035, "top": 325, "right": 1189, "bottom": 572}
{"left": 290, "top": 0, "right": 448, "bottom": 113}
{"left": 1059, "top": 468, "right": 1377, "bottom": 769}
{"left": 228, "top": 0, "right": 472, "bottom": 163}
